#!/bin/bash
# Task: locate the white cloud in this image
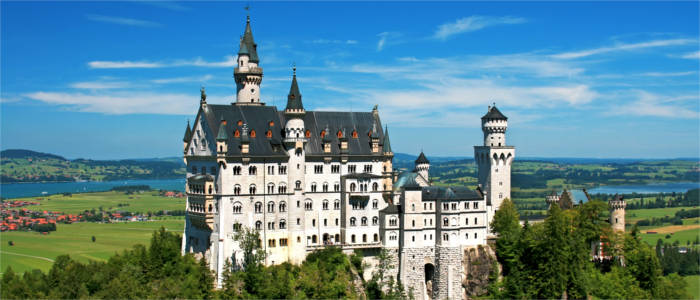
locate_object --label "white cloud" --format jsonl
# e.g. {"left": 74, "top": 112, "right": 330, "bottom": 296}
{"left": 680, "top": 51, "right": 700, "bottom": 59}
{"left": 85, "top": 14, "right": 161, "bottom": 27}
{"left": 87, "top": 56, "right": 236, "bottom": 69}
{"left": 376, "top": 32, "right": 401, "bottom": 52}
{"left": 310, "top": 39, "right": 358, "bottom": 45}
{"left": 639, "top": 71, "right": 696, "bottom": 77}
{"left": 606, "top": 90, "right": 698, "bottom": 118}
{"left": 377, "top": 32, "right": 389, "bottom": 51}
{"left": 23, "top": 91, "right": 209, "bottom": 115}
{"left": 151, "top": 75, "right": 213, "bottom": 84}
{"left": 552, "top": 38, "right": 695, "bottom": 59}
{"left": 433, "top": 15, "right": 527, "bottom": 40}
{"left": 70, "top": 81, "right": 132, "bottom": 89}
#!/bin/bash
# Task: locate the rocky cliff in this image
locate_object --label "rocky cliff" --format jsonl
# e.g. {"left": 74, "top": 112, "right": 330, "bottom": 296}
{"left": 462, "top": 245, "right": 498, "bottom": 299}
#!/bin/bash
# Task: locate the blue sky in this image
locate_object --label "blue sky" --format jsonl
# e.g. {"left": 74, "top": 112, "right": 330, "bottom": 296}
{"left": 1, "top": 1, "right": 698, "bottom": 159}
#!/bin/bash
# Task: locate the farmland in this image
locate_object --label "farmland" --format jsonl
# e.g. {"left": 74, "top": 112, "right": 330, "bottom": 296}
{"left": 1, "top": 217, "right": 184, "bottom": 274}
{"left": 6, "top": 191, "right": 185, "bottom": 214}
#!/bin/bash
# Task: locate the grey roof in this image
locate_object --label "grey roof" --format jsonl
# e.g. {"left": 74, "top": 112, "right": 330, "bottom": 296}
{"left": 422, "top": 186, "right": 482, "bottom": 201}
{"left": 238, "top": 42, "right": 250, "bottom": 56}
{"left": 482, "top": 105, "right": 507, "bottom": 120}
{"left": 240, "top": 16, "right": 259, "bottom": 63}
{"left": 415, "top": 151, "right": 430, "bottom": 164}
{"left": 380, "top": 203, "right": 401, "bottom": 214}
{"left": 216, "top": 121, "right": 228, "bottom": 141}
{"left": 198, "top": 104, "right": 388, "bottom": 158}
{"left": 394, "top": 171, "right": 420, "bottom": 190}
{"left": 183, "top": 121, "right": 192, "bottom": 142}
{"left": 382, "top": 125, "right": 392, "bottom": 153}
{"left": 345, "top": 173, "right": 384, "bottom": 179}
{"left": 189, "top": 174, "right": 214, "bottom": 182}
{"left": 285, "top": 71, "right": 304, "bottom": 111}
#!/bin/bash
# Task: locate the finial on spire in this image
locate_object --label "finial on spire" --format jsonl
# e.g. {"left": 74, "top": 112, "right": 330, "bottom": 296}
{"left": 245, "top": 3, "right": 250, "bottom": 19}
{"left": 293, "top": 63, "right": 296, "bottom": 77}
{"left": 200, "top": 86, "right": 207, "bottom": 103}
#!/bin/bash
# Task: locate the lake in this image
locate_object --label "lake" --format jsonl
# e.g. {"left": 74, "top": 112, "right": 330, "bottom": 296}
{"left": 0, "top": 178, "right": 185, "bottom": 199}
{"left": 588, "top": 182, "right": 699, "bottom": 195}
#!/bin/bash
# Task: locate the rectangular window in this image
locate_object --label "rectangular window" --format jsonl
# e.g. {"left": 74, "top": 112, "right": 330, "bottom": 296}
{"left": 331, "top": 165, "right": 340, "bottom": 173}
{"left": 314, "top": 165, "right": 323, "bottom": 174}
{"left": 297, "top": 218, "right": 301, "bottom": 225}
{"left": 348, "top": 165, "right": 356, "bottom": 173}
{"left": 279, "top": 166, "right": 287, "bottom": 174}
{"left": 280, "top": 238, "right": 288, "bottom": 247}
{"left": 474, "top": 202, "right": 479, "bottom": 209}
{"left": 267, "top": 166, "right": 274, "bottom": 175}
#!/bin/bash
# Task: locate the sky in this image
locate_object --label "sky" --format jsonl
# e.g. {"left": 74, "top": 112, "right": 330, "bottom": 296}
{"left": 1, "top": 1, "right": 699, "bottom": 160}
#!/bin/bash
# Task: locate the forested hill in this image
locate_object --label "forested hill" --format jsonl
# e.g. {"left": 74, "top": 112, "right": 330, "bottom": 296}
{"left": 1, "top": 149, "right": 185, "bottom": 183}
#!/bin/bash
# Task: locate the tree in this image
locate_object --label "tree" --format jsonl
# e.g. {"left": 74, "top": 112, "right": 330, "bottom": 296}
{"left": 91, "top": 236, "right": 96, "bottom": 243}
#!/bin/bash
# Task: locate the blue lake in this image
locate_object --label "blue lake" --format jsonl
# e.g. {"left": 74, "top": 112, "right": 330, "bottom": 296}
{"left": 587, "top": 182, "right": 699, "bottom": 195}
{"left": 0, "top": 178, "right": 185, "bottom": 199}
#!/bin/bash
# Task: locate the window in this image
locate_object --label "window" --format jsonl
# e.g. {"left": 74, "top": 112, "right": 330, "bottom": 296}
{"left": 499, "top": 193, "right": 503, "bottom": 199}
{"left": 311, "top": 182, "right": 317, "bottom": 192}
{"left": 474, "top": 202, "right": 479, "bottom": 209}
{"left": 499, "top": 181, "right": 503, "bottom": 186}
{"left": 443, "top": 233, "right": 449, "bottom": 241}
{"left": 255, "top": 221, "right": 262, "bottom": 230}
{"left": 254, "top": 202, "right": 262, "bottom": 213}
{"left": 304, "top": 200, "right": 313, "bottom": 211}
{"left": 389, "top": 233, "right": 397, "bottom": 241}
{"left": 234, "top": 185, "right": 241, "bottom": 195}
{"left": 335, "top": 218, "right": 339, "bottom": 226}
{"left": 412, "top": 203, "right": 415, "bottom": 211}
{"left": 314, "top": 165, "right": 323, "bottom": 174}
{"left": 348, "top": 165, "right": 356, "bottom": 173}
{"left": 249, "top": 166, "right": 257, "bottom": 175}
{"left": 374, "top": 234, "right": 378, "bottom": 242}
{"left": 201, "top": 167, "right": 206, "bottom": 175}
{"left": 233, "top": 202, "right": 242, "bottom": 214}
{"left": 474, "top": 233, "right": 478, "bottom": 239}
{"left": 466, "top": 218, "right": 469, "bottom": 225}
{"left": 249, "top": 184, "right": 256, "bottom": 195}
{"left": 279, "top": 166, "right": 287, "bottom": 174}
{"left": 350, "top": 183, "right": 356, "bottom": 192}
{"left": 266, "top": 130, "right": 272, "bottom": 138}
{"left": 443, "top": 218, "right": 449, "bottom": 226}
{"left": 352, "top": 130, "right": 358, "bottom": 138}
{"left": 334, "top": 183, "right": 340, "bottom": 192}
{"left": 443, "top": 203, "right": 449, "bottom": 210}
{"left": 334, "top": 199, "right": 340, "bottom": 210}
{"left": 322, "top": 182, "right": 328, "bottom": 192}
{"left": 233, "top": 166, "right": 241, "bottom": 175}
{"left": 280, "top": 238, "right": 288, "bottom": 247}
{"left": 279, "top": 219, "right": 286, "bottom": 229}
{"left": 474, "top": 217, "right": 477, "bottom": 225}
{"left": 451, "top": 203, "right": 457, "bottom": 210}
{"left": 278, "top": 183, "right": 287, "bottom": 194}
{"left": 361, "top": 217, "right": 368, "bottom": 226}
{"left": 389, "top": 217, "right": 397, "bottom": 226}
{"left": 267, "top": 166, "right": 274, "bottom": 175}
{"left": 267, "top": 183, "right": 275, "bottom": 194}
{"left": 295, "top": 181, "right": 301, "bottom": 190}
{"left": 362, "top": 234, "right": 367, "bottom": 243}
{"left": 267, "top": 222, "right": 275, "bottom": 230}
{"left": 412, "top": 220, "right": 415, "bottom": 227}
{"left": 323, "top": 219, "right": 328, "bottom": 226}
{"left": 372, "top": 216, "right": 378, "bottom": 226}
{"left": 268, "top": 239, "right": 276, "bottom": 247}
{"left": 234, "top": 129, "right": 240, "bottom": 137}
{"left": 464, "top": 202, "right": 468, "bottom": 209}
{"left": 372, "top": 182, "right": 378, "bottom": 191}
{"left": 250, "top": 130, "right": 256, "bottom": 138}
{"left": 323, "top": 199, "right": 329, "bottom": 210}
{"left": 305, "top": 130, "right": 311, "bottom": 138}
{"left": 267, "top": 201, "right": 275, "bottom": 213}
{"left": 466, "top": 233, "right": 469, "bottom": 239}
{"left": 233, "top": 223, "right": 241, "bottom": 231}
{"left": 350, "top": 217, "right": 357, "bottom": 226}
{"left": 351, "top": 234, "right": 356, "bottom": 243}
{"left": 297, "top": 218, "right": 301, "bottom": 225}
{"left": 364, "top": 165, "right": 373, "bottom": 173}
{"left": 331, "top": 165, "right": 340, "bottom": 173}
{"left": 373, "top": 199, "right": 379, "bottom": 209}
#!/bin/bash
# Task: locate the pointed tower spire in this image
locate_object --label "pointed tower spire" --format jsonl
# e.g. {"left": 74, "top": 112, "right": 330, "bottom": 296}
{"left": 234, "top": 15, "right": 263, "bottom": 105}
{"left": 285, "top": 65, "right": 304, "bottom": 112}
{"left": 183, "top": 120, "right": 192, "bottom": 142}
{"left": 382, "top": 125, "right": 392, "bottom": 153}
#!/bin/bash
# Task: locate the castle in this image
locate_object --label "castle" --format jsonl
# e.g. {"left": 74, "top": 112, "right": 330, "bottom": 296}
{"left": 181, "top": 16, "right": 514, "bottom": 299}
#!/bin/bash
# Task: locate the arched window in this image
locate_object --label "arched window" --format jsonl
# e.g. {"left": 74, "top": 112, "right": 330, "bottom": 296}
{"left": 372, "top": 216, "right": 378, "bottom": 225}
{"left": 234, "top": 184, "right": 241, "bottom": 195}
{"left": 233, "top": 166, "right": 241, "bottom": 175}
{"left": 278, "top": 182, "right": 287, "bottom": 194}
{"left": 389, "top": 216, "right": 397, "bottom": 226}
{"left": 267, "top": 201, "right": 275, "bottom": 213}
{"left": 305, "top": 130, "right": 311, "bottom": 138}
{"left": 322, "top": 182, "right": 329, "bottom": 192}
{"left": 373, "top": 199, "right": 379, "bottom": 209}
{"left": 362, "top": 234, "right": 367, "bottom": 242}
{"left": 254, "top": 202, "right": 262, "bottom": 213}
{"left": 250, "top": 130, "right": 256, "bottom": 138}
{"left": 249, "top": 184, "right": 256, "bottom": 195}
{"left": 266, "top": 130, "right": 272, "bottom": 138}
{"left": 255, "top": 221, "right": 262, "bottom": 230}
{"left": 323, "top": 199, "right": 329, "bottom": 210}
{"left": 233, "top": 223, "right": 242, "bottom": 231}
{"left": 372, "top": 182, "right": 378, "bottom": 191}
{"left": 279, "top": 201, "right": 287, "bottom": 212}
{"left": 269, "top": 121, "right": 274, "bottom": 127}
{"left": 412, "top": 203, "right": 415, "bottom": 211}
{"left": 311, "top": 182, "right": 317, "bottom": 192}
{"left": 304, "top": 199, "right": 313, "bottom": 211}
{"left": 350, "top": 183, "right": 356, "bottom": 192}
{"left": 208, "top": 185, "right": 212, "bottom": 194}
{"left": 208, "top": 204, "right": 213, "bottom": 212}
{"left": 334, "top": 199, "right": 340, "bottom": 210}
{"left": 237, "top": 120, "right": 243, "bottom": 126}
{"left": 279, "top": 219, "right": 286, "bottom": 229}
{"left": 267, "top": 183, "right": 275, "bottom": 194}
{"left": 443, "top": 233, "right": 449, "bottom": 241}
{"left": 373, "top": 233, "right": 378, "bottom": 242}
{"left": 350, "top": 217, "right": 357, "bottom": 226}
{"left": 352, "top": 130, "right": 358, "bottom": 138}
{"left": 232, "top": 202, "right": 242, "bottom": 214}
{"left": 443, "top": 217, "right": 449, "bottom": 226}
{"left": 234, "top": 129, "right": 240, "bottom": 137}
{"left": 351, "top": 234, "right": 356, "bottom": 243}
{"left": 295, "top": 181, "right": 301, "bottom": 189}
{"left": 249, "top": 166, "right": 257, "bottom": 175}
{"left": 361, "top": 217, "right": 368, "bottom": 226}
{"left": 337, "top": 130, "right": 343, "bottom": 138}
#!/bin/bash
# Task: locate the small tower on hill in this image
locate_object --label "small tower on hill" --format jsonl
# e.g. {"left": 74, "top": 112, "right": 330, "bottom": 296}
{"left": 415, "top": 151, "right": 430, "bottom": 182}
{"left": 234, "top": 16, "right": 263, "bottom": 105}
{"left": 609, "top": 194, "right": 626, "bottom": 232}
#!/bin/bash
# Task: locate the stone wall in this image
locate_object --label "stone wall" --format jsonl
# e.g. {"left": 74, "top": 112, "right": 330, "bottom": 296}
{"left": 435, "top": 246, "right": 462, "bottom": 299}
{"left": 462, "top": 245, "right": 497, "bottom": 299}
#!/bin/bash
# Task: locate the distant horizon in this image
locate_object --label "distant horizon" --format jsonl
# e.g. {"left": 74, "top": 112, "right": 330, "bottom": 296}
{"left": 1, "top": 2, "right": 698, "bottom": 159}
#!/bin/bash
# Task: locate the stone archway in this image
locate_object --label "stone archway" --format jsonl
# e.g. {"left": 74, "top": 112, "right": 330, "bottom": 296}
{"left": 425, "top": 263, "right": 435, "bottom": 299}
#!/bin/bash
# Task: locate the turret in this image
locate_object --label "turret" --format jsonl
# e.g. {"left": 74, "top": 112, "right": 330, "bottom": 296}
{"left": 183, "top": 120, "right": 192, "bottom": 153}
{"left": 415, "top": 151, "right": 430, "bottom": 181}
{"left": 234, "top": 16, "right": 263, "bottom": 105}
{"left": 284, "top": 66, "right": 305, "bottom": 141}
{"left": 481, "top": 104, "right": 508, "bottom": 147}
{"left": 609, "top": 194, "right": 626, "bottom": 232}
{"left": 370, "top": 123, "right": 380, "bottom": 153}
{"left": 216, "top": 118, "right": 228, "bottom": 167}
{"left": 382, "top": 125, "right": 393, "bottom": 156}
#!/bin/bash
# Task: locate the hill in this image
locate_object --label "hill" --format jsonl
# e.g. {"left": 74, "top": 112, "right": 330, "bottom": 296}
{"left": 1, "top": 149, "right": 185, "bottom": 183}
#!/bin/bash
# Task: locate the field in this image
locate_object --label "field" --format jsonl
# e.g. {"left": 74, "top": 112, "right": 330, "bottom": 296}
{"left": 11, "top": 191, "right": 185, "bottom": 214}
{"left": 626, "top": 207, "right": 692, "bottom": 223}
{"left": 686, "top": 275, "right": 700, "bottom": 299}
{"left": 1, "top": 217, "right": 184, "bottom": 274}
{"left": 639, "top": 227, "right": 700, "bottom": 246}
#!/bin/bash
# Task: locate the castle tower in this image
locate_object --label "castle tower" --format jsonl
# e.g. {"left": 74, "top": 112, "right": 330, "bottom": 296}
{"left": 183, "top": 120, "right": 191, "bottom": 153}
{"left": 545, "top": 190, "right": 560, "bottom": 209}
{"left": 415, "top": 151, "right": 430, "bottom": 183}
{"left": 283, "top": 67, "right": 308, "bottom": 264}
{"left": 382, "top": 125, "right": 394, "bottom": 201}
{"left": 474, "top": 104, "right": 515, "bottom": 225}
{"left": 234, "top": 16, "right": 263, "bottom": 105}
{"left": 609, "top": 194, "right": 626, "bottom": 232}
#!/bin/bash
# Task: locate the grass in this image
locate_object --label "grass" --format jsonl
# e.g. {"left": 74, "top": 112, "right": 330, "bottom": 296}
{"left": 639, "top": 227, "right": 700, "bottom": 246}
{"left": 9, "top": 191, "right": 185, "bottom": 214}
{"left": 1, "top": 218, "right": 184, "bottom": 274}
{"left": 685, "top": 275, "right": 700, "bottom": 299}
{"left": 626, "top": 207, "right": 691, "bottom": 223}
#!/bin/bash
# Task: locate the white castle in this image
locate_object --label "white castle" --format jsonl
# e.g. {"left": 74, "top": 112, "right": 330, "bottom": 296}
{"left": 181, "top": 16, "right": 514, "bottom": 299}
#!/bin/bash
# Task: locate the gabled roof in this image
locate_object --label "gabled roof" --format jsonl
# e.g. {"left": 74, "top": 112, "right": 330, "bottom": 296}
{"left": 481, "top": 105, "right": 508, "bottom": 120}
{"left": 382, "top": 125, "right": 392, "bottom": 153}
{"left": 415, "top": 151, "right": 430, "bottom": 164}
{"left": 240, "top": 16, "right": 259, "bottom": 63}
{"left": 183, "top": 121, "right": 192, "bottom": 142}
{"left": 285, "top": 69, "right": 303, "bottom": 111}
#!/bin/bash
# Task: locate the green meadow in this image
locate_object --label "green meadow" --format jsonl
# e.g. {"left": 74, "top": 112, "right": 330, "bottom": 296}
{"left": 685, "top": 275, "right": 700, "bottom": 300}
{"left": 626, "top": 207, "right": 692, "bottom": 223}
{"left": 1, "top": 217, "right": 185, "bottom": 274}
{"left": 10, "top": 191, "right": 185, "bottom": 214}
